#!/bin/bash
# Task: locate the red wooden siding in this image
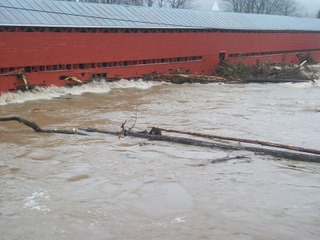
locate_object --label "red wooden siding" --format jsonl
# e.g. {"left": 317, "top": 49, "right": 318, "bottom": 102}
{"left": 1, "top": 29, "right": 320, "bottom": 92}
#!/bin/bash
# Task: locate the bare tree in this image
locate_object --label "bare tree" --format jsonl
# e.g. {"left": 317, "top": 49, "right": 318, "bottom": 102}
{"left": 53, "top": 0, "right": 194, "bottom": 8}
{"left": 222, "top": 0, "right": 302, "bottom": 16}
{"left": 126, "top": 0, "right": 144, "bottom": 6}
{"left": 144, "top": 0, "right": 155, "bottom": 7}
{"left": 278, "top": 0, "right": 298, "bottom": 16}
{"left": 317, "top": 9, "right": 320, "bottom": 18}
{"left": 157, "top": 0, "right": 166, "bottom": 7}
{"left": 166, "top": 0, "right": 193, "bottom": 9}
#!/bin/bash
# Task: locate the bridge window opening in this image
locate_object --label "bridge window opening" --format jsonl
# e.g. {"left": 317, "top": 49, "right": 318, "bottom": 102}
{"left": 229, "top": 48, "right": 320, "bottom": 58}
{"left": 2, "top": 55, "right": 203, "bottom": 75}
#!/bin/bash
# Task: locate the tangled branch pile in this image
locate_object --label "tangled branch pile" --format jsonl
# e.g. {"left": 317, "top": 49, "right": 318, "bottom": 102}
{"left": 215, "top": 55, "right": 318, "bottom": 82}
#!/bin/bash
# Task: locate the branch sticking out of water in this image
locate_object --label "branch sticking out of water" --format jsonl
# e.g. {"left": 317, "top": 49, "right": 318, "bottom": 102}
{"left": 0, "top": 117, "right": 87, "bottom": 135}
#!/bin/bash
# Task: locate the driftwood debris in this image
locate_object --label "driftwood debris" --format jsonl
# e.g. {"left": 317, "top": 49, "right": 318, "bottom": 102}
{"left": 79, "top": 127, "right": 320, "bottom": 163}
{"left": 124, "top": 130, "right": 320, "bottom": 163}
{"left": 208, "top": 155, "right": 250, "bottom": 164}
{"left": 1, "top": 117, "right": 320, "bottom": 163}
{"left": 168, "top": 74, "right": 226, "bottom": 84}
{"left": 0, "top": 117, "right": 86, "bottom": 135}
{"left": 157, "top": 128, "right": 320, "bottom": 156}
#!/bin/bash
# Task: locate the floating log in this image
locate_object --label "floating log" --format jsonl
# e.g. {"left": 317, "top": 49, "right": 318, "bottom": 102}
{"left": 157, "top": 128, "right": 320, "bottom": 156}
{"left": 0, "top": 117, "right": 86, "bottom": 135}
{"left": 80, "top": 128, "right": 320, "bottom": 163}
{"left": 127, "top": 131, "right": 320, "bottom": 163}
{"left": 65, "top": 76, "right": 83, "bottom": 84}
{"left": 170, "top": 74, "right": 226, "bottom": 84}
{"left": 1, "top": 117, "right": 319, "bottom": 162}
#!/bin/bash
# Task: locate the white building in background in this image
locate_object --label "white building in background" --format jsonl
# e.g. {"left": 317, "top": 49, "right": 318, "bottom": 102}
{"left": 211, "top": 0, "right": 219, "bottom": 11}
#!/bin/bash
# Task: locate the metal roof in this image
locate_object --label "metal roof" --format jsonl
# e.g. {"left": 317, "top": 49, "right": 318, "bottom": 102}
{"left": 1, "top": 0, "right": 320, "bottom": 31}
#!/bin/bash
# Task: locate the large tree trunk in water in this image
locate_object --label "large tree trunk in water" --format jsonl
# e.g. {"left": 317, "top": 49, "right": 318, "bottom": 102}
{"left": 158, "top": 128, "right": 320, "bottom": 155}
{"left": 1, "top": 117, "right": 319, "bottom": 163}
{"left": 81, "top": 128, "right": 320, "bottom": 163}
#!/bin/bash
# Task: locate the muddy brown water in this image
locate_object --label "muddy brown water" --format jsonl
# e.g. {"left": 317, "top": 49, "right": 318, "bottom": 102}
{"left": 1, "top": 80, "right": 320, "bottom": 240}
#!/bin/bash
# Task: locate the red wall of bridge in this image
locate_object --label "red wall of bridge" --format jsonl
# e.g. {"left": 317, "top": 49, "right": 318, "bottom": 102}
{"left": 1, "top": 30, "right": 320, "bottom": 92}
{"left": 2, "top": 31, "right": 320, "bottom": 69}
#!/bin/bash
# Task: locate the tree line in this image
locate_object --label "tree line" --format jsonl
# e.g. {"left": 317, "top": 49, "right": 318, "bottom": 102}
{"left": 58, "top": 0, "right": 193, "bottom": 8}
{"left": 56, "top": 0, "right": 320, "bottom": 17}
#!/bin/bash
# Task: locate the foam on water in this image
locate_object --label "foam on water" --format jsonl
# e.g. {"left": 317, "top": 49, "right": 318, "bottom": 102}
{"left": 23, "top": 189, "right": 51, "bottom": 212}
{"left": 282, "top": 79, "right": 320, "bottom": 89}
{"left": 0, "top": 79, "right": 164, "bottom": 105}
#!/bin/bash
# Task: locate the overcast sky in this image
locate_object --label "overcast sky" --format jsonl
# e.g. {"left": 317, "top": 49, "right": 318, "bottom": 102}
{"left": 193, "top": 0, "right": 320, "bottom": 17}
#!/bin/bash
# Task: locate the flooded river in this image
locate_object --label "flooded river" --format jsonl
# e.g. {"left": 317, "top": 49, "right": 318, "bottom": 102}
{"left": 1, "top": 80, "right": 320, "bottom": 240}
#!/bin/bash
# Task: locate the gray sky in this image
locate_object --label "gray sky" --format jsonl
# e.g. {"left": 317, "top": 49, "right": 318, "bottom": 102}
{"left": 193, "top": 0, "right": 320, "bottom": 17}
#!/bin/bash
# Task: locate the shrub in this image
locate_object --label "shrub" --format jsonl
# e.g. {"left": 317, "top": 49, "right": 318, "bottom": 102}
{"left": 215, "top": 61, "right": 252, "bottom": 80}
